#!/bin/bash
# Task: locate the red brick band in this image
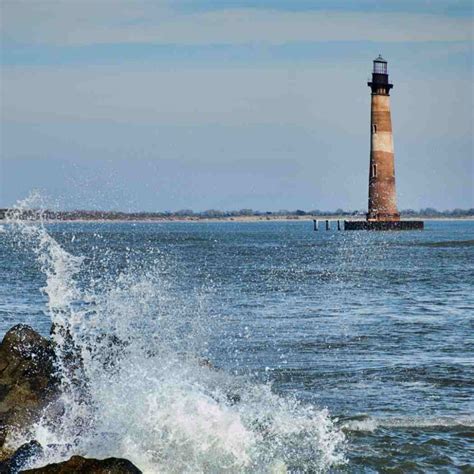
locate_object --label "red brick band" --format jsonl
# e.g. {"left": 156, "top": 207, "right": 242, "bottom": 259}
{"left": 371, "top": 111, "right": 392, "bottom": 133}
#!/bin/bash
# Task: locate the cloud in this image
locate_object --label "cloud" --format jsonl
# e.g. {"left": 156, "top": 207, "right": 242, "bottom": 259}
{"left": 2, "top": 63, "right": 471, "bottom": 140}
{"left": 1, "top": 2, "right": 472, "bottom": 46}
{"left": 1, "top": 2, "right": 472, "bottom": 210}
{"left": 0, "top": 65, "right": 341, "bottom": 125}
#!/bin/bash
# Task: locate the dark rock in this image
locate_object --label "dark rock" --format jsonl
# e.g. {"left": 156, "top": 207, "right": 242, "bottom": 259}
{"left": 0, "top": 326, "right": 142, "bottom": 473}
{"left": 0, "top": 325, "right": 59, "bottom": 458}
{"left": 21, "top": 455, "right": 142, "bottom": 473}
{"left": 0, "top": 440, "right": 43, "bottom": 473}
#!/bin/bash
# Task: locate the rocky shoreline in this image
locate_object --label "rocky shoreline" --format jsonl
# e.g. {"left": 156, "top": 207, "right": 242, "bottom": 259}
{"left": 0, "top": 325, "right": 142, "bottom": 473}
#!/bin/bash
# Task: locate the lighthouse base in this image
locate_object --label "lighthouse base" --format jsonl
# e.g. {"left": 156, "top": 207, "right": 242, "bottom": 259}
{"left": 344, "top": 220, "right": 424, "bottom": 231}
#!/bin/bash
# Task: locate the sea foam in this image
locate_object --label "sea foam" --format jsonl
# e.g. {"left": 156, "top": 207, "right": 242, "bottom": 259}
{"left": 5, "top": 196, "right": 345, "bottom": 472}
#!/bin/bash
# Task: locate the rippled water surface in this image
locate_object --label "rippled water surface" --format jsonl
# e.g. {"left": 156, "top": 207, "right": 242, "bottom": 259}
{"left": 0, "top": 219, "right": 473, "bottom": 472}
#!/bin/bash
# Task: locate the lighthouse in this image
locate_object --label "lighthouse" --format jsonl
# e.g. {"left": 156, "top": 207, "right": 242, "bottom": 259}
{"left": 367, "top": 55, "right": 400, "bottom": 222}
{"left": 344, "top": 56, "right": 423, "bottom": 230}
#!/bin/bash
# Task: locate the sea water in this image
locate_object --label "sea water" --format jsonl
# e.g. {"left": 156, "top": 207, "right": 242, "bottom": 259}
{"left": 0, "top": 208, "right": 473, "bottom": 471}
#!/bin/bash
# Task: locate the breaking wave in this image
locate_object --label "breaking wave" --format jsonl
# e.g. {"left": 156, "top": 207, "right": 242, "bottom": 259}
{"left": 5, "top": 196, "right": 345, "bottom": 472}
{"left": 342, "top": 415, "right": 474, "bottom": 433}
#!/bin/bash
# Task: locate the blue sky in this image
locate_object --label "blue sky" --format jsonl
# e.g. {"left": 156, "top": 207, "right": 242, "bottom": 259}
{"left": 1, "top": 0, "right": 472, "bottom": 211}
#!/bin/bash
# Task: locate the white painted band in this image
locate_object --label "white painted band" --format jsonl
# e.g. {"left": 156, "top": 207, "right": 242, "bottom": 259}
{"left": 372, "top": 132, "right": 394, "bottom": 153}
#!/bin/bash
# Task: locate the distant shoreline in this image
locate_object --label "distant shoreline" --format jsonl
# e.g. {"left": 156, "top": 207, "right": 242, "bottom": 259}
{"left": 1, "top": 215, "right": 473, "bottom": 224}
{"left": 1, "top": 207, "right": 473, "bottom": 223}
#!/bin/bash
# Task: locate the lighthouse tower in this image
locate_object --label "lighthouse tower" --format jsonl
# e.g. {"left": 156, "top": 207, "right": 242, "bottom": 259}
{"left": 344, "top": 56, "right": 423, "bottom": 230}
{"left": 367, "top": 55, "right": 400, "bottom": 222}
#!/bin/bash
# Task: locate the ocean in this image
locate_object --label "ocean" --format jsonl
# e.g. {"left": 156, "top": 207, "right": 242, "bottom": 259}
{"left": 0, "top": 216, "right": 473, "bottom": 472}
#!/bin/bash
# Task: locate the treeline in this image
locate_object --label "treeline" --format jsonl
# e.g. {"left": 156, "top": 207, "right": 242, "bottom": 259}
{"left": 192, "top": 208, "right": 474, "bottom": 218}
{"left": 1, "top": 208, "right": 473, "bottom": 220}
{"left": 401, "top": 208, "right": 474, "bottom": 217}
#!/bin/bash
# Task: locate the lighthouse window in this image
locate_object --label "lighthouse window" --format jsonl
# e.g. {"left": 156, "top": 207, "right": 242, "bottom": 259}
{"left": 372, "top": 164, "right": 377, "bottom": 177}
{"left": 372, "top": 124, "right": 377, "bottom": 134}
{"left": 374, "top": 61, "right": 387, "bottom": 74}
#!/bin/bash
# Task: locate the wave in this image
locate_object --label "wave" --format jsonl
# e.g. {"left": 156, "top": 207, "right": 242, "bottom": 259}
{"left": 411, "top": 240, "right": 474, "bottom": 248}
{"left": 5, "top": 195, "right": 345, "bottom": 473}
{"left": 342, "top": 415, "right": 474, "bottom": 433}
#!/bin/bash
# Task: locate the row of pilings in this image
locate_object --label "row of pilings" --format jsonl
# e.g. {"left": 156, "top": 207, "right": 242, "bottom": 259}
{"left": 313, "top": 219, "right": 343, "bottom": 231}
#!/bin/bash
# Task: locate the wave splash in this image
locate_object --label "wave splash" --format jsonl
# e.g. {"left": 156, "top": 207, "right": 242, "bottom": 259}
{"left": 6, "top": 196, "right": 345, "bottom": 472}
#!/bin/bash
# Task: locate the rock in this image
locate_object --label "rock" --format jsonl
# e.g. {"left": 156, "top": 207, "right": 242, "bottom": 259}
{"left": 0, "top": 325, "right": 59, "bottom": 458}
{"left": 0, "top": 440, "right": 43, "bottom": 473}
{"left": 0, "top": 327, "right": 142, "bottom": 473}
{"left": 0, "top": 442, "right": 142, "bottom": 473}
{"left": 21, "top": 455, "right": 142, "bottom": 473}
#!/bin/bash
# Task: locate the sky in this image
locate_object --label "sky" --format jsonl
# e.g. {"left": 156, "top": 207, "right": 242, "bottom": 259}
{"left": 1, "top": 0, "right": 473, "bottom": 212}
